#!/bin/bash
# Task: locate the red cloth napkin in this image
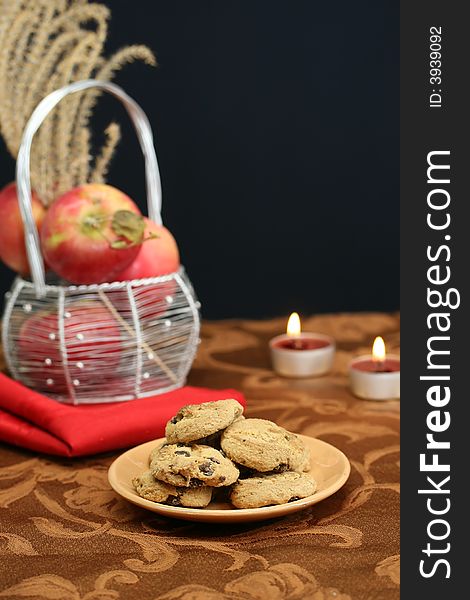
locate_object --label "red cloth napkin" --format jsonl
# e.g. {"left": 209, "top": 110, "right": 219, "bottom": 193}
{"left": 0, "top": 373, "right": 246, "bottom": 457}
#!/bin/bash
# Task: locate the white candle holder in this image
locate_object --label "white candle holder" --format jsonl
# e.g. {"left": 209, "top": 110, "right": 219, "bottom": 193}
{"left": 269, "top": 332, "right": 335, "bottom": 378}
{"left": 349, "top": 354, "right": 400, "bottom": 400}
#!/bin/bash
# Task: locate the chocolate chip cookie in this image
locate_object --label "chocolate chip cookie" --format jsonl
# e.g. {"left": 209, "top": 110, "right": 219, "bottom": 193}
{"left": 150, "top": 443, "right": 239, "bottom": 487}
{"left": 165, "top": 398, "right": 244, "bottom": 444}
{"left": 133, "top": 470, "right": 175, "bottom": 502}
{"left": 221, "top": 418, "right": 310, "bottom": 473}
{"left": 230, "top": 471, "right": 317, "bottom": 509}
{"left": 132, "top": 470, "right": 213, "bottom": 507}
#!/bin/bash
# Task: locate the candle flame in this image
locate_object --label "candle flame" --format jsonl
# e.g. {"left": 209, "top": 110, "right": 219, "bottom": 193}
{"left": 287, "top": 312, "right": 301, "bottom": 337}
{"left": 372, "top": 336, "right": 386, "bottom": 363}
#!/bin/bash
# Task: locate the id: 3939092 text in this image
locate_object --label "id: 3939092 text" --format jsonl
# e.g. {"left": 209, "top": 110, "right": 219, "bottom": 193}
{"left": 429, "top": 27, "right": 443, "bottom": 109}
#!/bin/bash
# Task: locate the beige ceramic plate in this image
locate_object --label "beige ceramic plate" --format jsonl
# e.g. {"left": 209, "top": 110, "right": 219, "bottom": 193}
{"left": 108, "top": 435, "right": 350, "bottom": 523}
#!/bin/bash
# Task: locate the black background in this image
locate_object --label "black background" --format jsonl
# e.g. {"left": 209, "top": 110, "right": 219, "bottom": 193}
{"left": 0, "top": 0, "right": 399, "bottom": 319}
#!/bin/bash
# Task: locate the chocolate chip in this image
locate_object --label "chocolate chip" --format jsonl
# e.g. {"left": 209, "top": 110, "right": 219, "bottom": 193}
{"left": 288, "top": 496, "right": 301, "bottom": 503}
{"left": 198, "top": 461, "right": 215, "bottom": 477}
{"left": 209, "top": 457, "right": 220, "bottom": 464}
{"left": 176, "top": 443, "right": 187, "bottom": 447}
{"left": 218, "top": 476, "right": 226, "bottom": 483}
{"left": 174, "top": 450, "right": 190, "bottom": 457}
{"left": 189, "top": 478, "right": 204, "bottom": 487}
{"left": 170, "top": 412, "right": 184, "bottom": 424}
{"left": 166, "top": 495, "right": 182, "bottom": 506}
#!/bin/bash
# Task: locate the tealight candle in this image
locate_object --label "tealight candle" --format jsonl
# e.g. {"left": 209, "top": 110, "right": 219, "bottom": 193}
{"left": 349, "top": 336, "right": 400, "bottom": 400}
{"left": 269, "top": 312, "right": 335, "bottom": 377}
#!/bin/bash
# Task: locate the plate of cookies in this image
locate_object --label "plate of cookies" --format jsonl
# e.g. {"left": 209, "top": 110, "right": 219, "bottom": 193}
{"left": 108, "top": 399, "right": 350, "bottom": 523}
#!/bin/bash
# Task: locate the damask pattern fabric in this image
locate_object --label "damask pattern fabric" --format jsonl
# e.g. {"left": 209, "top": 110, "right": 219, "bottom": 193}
{"left": 0, "top": 313, "right": 400, "bottom": 600}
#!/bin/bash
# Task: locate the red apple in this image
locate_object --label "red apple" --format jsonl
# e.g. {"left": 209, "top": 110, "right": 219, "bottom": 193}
{"left": 18, "top": 300, "right": 122, "bottom": 393}
{"left": 0, "top": 182, "right": 46, "bottom": 275}
{"left": 114, "top": 218, "right": 180, "bottom": 321}
{"left": 115, "top": 218, "right": 180, "bottom": 280}
{"left": 41, "top": 183, "right": 145, "bottom": 284}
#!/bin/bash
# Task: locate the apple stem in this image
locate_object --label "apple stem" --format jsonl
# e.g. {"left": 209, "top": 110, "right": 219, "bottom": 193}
{"left": 97, "top": 290, "right": 178, "bottom": 384}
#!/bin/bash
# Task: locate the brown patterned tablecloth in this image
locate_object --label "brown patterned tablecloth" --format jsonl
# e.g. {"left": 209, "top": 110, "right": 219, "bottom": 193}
{"left": 0, "top": 313, "right": 400, "bottom": 600}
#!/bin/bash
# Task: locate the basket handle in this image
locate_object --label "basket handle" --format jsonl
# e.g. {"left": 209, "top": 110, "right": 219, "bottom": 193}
{"left": 16, "top": 79, "right": 163, "bottom": 296}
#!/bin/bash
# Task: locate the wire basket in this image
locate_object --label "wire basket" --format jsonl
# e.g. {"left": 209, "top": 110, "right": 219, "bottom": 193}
{"left": 1, "top": 80, "right": 201, "bottom": 404}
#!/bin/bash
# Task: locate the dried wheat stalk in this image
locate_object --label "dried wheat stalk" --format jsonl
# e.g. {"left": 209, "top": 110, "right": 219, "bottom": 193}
{"left": 0, "top": 0, "right": 156, "bottom": 205}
